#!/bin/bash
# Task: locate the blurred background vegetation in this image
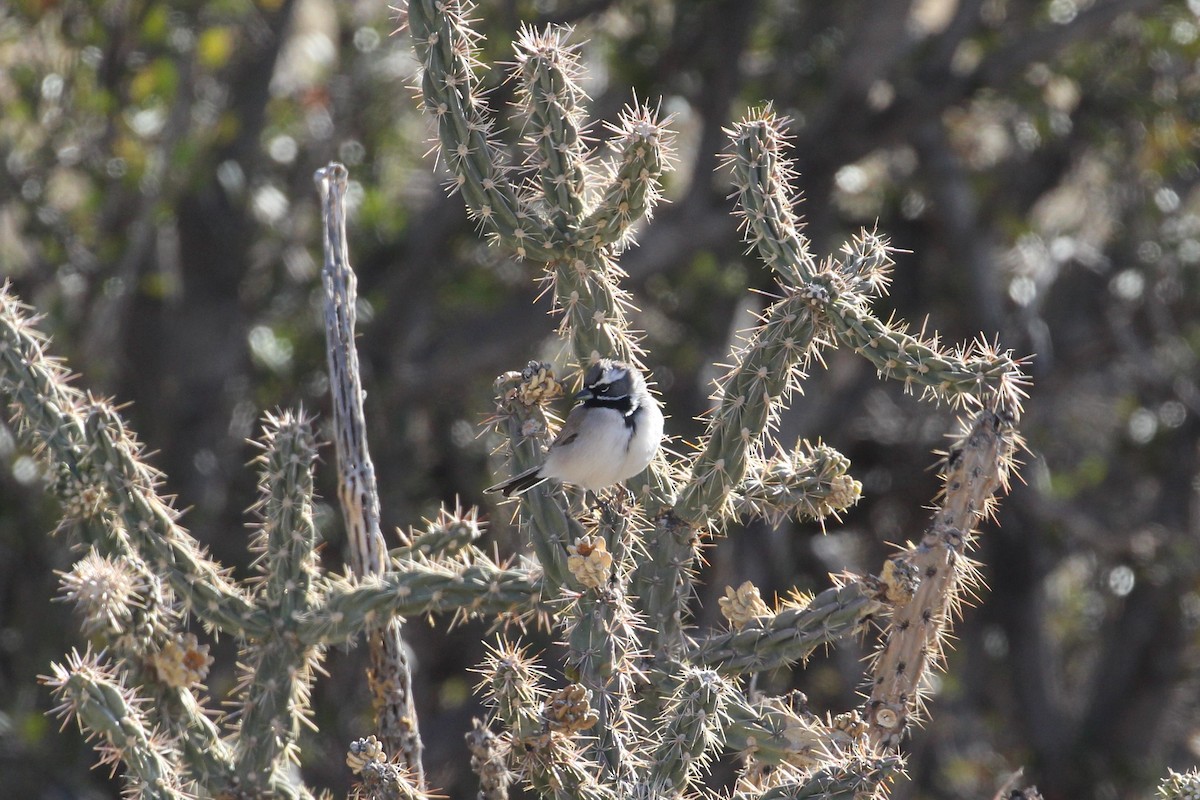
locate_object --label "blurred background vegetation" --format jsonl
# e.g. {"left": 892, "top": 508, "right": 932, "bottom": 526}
{"left": 1, "top": 0, "right": 1199, "bottom": 797}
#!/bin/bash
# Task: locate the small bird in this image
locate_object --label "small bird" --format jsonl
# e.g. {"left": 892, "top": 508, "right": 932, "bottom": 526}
{"left": 487, "top": 359, "right": 664, "bottom": 497}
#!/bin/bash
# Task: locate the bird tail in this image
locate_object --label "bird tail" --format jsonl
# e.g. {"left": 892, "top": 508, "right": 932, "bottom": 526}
{"left": 485, "top": 466, "right": 548, "bottom": 497}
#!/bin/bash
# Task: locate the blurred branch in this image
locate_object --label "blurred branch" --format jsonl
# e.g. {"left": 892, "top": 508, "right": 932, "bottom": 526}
{"left": 975, "top": 0, "right": 1162, "bottom": 88}
{"left": 532, "top": 0, "right": 620, "bottom": 27}
{"left": 912, "top": 119, "right": 1002, "bottom": 332}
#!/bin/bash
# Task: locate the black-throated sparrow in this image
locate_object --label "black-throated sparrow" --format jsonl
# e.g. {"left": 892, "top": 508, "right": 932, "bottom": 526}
{"left": 488, "top": 359, "right": 664, "bottom": 497}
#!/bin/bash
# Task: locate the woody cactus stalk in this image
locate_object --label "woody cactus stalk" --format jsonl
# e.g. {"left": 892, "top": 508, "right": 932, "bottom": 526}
{"left": 317, "top": 164, "right": 423, "bottom": 778}
{"left": 6, "top": 2, "right": 1048, "bottom": 798}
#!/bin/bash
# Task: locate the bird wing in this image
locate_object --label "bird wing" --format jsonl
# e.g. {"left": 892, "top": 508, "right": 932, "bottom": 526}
{"left": 550, "top": 403, "right": 588, "bottom": 449}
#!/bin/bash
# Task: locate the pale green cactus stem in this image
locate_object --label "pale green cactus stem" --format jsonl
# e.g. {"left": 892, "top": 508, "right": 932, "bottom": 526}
{"left": 564, "top": 596, "right": 640, "bottom": 784}
{"left": 553, "top": 248, "right": 640, "bottom": 364}
{"left": 574, "top": 105, "right": 671, "bottom": 253}
{"left": 693, "top": 581, "right": 881, "bottom": 675}
{"left": 0, "top": 290, "right": 89, "bottom": 459}
{"left": 722, "top": 703, "right": 895, "bottom": 792}
{"left": 141, "top": 643, "right": 238, "bottom": 791}
{"left": 627, "top": 510, "right": 695, "bottom": 651}
{"left": 55, "top": 511, "right": 236, "bottom": 789}
{"left": 544, "top": 112, "right": 670, "bottom": 413}
{"left": 521, "top": 738, "right": 619, "bottom": 800}
{"left": 154, "top": 684, "right": 237, "bottom": 790}
{"left": 111, "top": 576, "right": 234, "bottom": 790}
{"left": 722, "top": 695, "right": 836, "bottom": 768}
{"left": 390, "top": 505, "right": 483, "bottom": 561}
{"left": 0, "top": 289, "right": 265, "bottom": 638}
{"left": 828, "top": 303, "right": 1027, "bottom": 409}
{"left": 646, "top": 667, "right": 732, "bottom": 795}
{"left": 42, "top": 649, "right": 188, "bottom": 800}
{"left": 515, "top": 24, "right": 588, "bottom": 232}
{"left": 833, "top": 229, "right": 893, "bottom": 298}
{"left": 752, "top": 754, "right": 903, "bottom": 800}
{"left": 732, "top": 441, "right": 863, "bottom": 525}
{"left": 673, "top": 290, "right": 825, "bottom": 526}
{"left": 233, "top": 411, "right": 323, "bottom": 794}
{"left": 63, "top": 554, "right": 235, "bottom": 789}
{"left": 252, "top": 411, "right": 321, "bottom": 604}
{"left": 404, "top": 0, "right": 556, "bottom": 260}
{"left": 726, "top": 110, "right": 820, "bottom": 286}
{"left": 865, "top": 408, "right": 1019, "bottom": 748}
{"left": 80, "top": 403, "right": 268, "bottom": 637}
{"left": 668, "top": 110, "right": 844, "bottom": 528}
{"left": 729, "top": 110, "right": 1027, "bottom": 414}
{"left": 480, "top": 641, "right": 545, "bottom": 741}
{"left": 309, "top": 559, "right": 540, "bottom": 644}
{"left": 632, "top": 288, "right": 828, "bottom": 660}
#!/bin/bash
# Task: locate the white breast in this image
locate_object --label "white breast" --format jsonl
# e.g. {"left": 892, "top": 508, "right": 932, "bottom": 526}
{"left": 620, "top": 398, "right": 663, "bottom": 481}
{"left": 541, "top": 397, "right": 663, "bottom": 491}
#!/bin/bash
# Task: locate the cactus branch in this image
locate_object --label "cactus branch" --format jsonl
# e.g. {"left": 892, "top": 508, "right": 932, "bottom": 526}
{"left": 82, "top": 402, "right": 265, "bottom": 634}
{"left": 309, "top": 559, "right": 541, "bottom": 645}
{"left": 752, "top": 753, "right": 903, "bottom": 799}
{"left": 42, "top": 649, "right": 188, "bottom": 800}
{"left": 480, "top": 641, "right": 618, "bottom": 800}
{"left": 829, "top": 304, "right": 1029, "bottom": 412}
{"left": 693, "top": 581, "right": 881, "bottom": 675}
{"left": 0, "top": 288, "right": 263, "bottom": 637}
{"left": 673, "top": 288, "right": 826, "bottom": 527}
{"left": 575, "top": 104, "right": 673, "bottom": 253}
{"left": 492, "top": 364, "right": 586, "bottom": 592}
{"left": 865, "top": 408, "right": 1020, "bottom": 747}
{"left": 722, "top": 694, "right": 840, "bottom": 769}
{"left": 725, "top": 109, "right": 819, "bottom": 286}
{"left": 646, "top": 667, "right": 732, "bottom": 795}
{"left": 515, "top": 24, "right": 590, "bottom": 233}
{"left": 232, "top": 411, "right": 324, "bottom": 794}
{"left": 560, "top": 502, "right": 644, "bottom": 786}
{"left": 403, "top": 0, "right": 557, "bottom": 259}
{"left": 732, "top": 440, "right": 862, "bottom": 526}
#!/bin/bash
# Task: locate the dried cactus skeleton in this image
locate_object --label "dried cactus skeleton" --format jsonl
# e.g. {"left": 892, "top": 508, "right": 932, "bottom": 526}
{"left": 4, "top": 2, "right": 1039, "bottom": 798}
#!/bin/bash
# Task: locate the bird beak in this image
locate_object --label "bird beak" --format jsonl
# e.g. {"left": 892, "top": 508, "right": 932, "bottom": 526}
{"left": 574, "top": 387, "right": 593, "bottom": 400}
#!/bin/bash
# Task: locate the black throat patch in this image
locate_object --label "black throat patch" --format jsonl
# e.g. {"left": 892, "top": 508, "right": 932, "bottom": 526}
{"left": 584, "top": 394, "right": 638, "bottom": 429}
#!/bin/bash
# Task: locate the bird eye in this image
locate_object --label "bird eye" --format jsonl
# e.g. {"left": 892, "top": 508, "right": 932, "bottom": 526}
{"left": 595, "top": 384, "right": 609, "bottom": 394}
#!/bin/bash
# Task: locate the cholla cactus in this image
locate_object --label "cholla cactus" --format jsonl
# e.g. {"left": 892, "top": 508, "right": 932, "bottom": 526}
{"left": 399, "top": 3, "right": 1026, "bottom": 798}
{"left": 5, "top": 2, "right": 1043, "bottom": 799}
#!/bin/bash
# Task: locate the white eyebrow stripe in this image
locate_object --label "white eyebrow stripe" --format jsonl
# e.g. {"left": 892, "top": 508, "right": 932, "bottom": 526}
{"left": 599, "top": 365, "right": 628, "bottom": 385}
